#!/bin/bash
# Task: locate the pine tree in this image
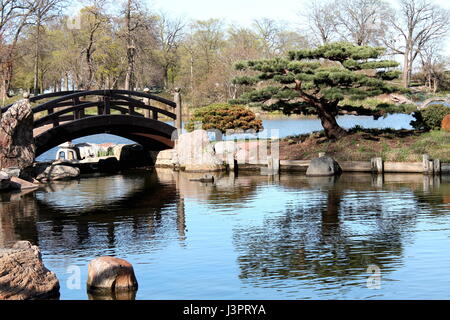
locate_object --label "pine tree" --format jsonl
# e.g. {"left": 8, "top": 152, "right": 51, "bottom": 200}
{"left": 231, "top": 42, "right": 402, "bottom": 139}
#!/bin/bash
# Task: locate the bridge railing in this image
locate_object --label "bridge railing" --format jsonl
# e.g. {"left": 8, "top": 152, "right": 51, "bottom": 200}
{"left": 1, "top": 89, "right": 180, "bottom": 130}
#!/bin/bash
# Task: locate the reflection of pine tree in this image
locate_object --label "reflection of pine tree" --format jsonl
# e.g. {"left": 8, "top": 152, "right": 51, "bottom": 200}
{"left": 232, "top": 179, "right": 419, "bottom": 286}
{"left": 232, "top": 42, "right": 402, "bottom": 139}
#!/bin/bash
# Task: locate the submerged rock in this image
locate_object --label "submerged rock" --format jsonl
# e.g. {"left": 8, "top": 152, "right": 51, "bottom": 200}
{"left": 306, "top": 156, "right": 342, "bottom": 176}
{"left": 87, "top": 256, "right": 138, "bottom": 295}
{"left": 0, "top": 241, "right": 60, "bottom": 300}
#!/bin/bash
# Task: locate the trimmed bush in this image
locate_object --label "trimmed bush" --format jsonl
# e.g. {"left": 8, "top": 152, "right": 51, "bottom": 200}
{"left": 411, "top": 104, "right": 450, "bottom": 131}
{"left": 185, "top": 103, "right": 263, "bottom": 134}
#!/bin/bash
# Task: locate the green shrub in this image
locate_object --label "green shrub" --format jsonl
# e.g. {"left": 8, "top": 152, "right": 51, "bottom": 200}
{"left": 185, "top": 103, "right": 263, "bottom": 133}
{"left": 411, "top": 104, "right": 450, "bottom": 131}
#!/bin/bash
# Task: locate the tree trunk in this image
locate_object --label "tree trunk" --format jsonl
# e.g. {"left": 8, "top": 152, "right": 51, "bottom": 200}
{"left": 33, "top": 17, "right": 41, "bottom": 95}
{"left": 316, "top": 101, "right": 347, "bottom": 140}
{"left": 124, "top": 0, "right": 135, "bottom": 91}
{"left": 402, "top": 48, "right": 410, "bottom": 88}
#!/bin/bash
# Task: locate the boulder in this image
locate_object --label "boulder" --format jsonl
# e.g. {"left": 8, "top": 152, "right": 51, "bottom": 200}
{"left": 1, "top": 167, "right": 20, "bottom": 178}
{"left": 176, "top": 130, "right": 224, "bottom": 172}
{"left": 0, "top": 98, "right": 35, "bottom": 169}
{"left": 36, "top": 164, "right": 80, "bottom": 182}
{"left": 306, "top": 156, "right": 342, "bottom": 176}
{"left": 214, "top": 141, "right": 238, "bottom": 156}
{"left": 98, "top": 157, "right": 120, "bottom": 173}
{"left": 442, "top": 114, "right": 450, "bottom": 132}
{"left": 10, "top": 176, "right": 39, "bottom": 190}
{"left": 155, "top": 149, "right": 178, "bottom": 168}
{"left": 87, "top": 256, "right": 138, "bottom": 294}
{"left": 235, "top": 140, "right": 267, "bottom": 164}
{"left": 0, "top": 171, "right": 11, "bottom": 191}
{"left": 0, "top": 241, "right": 60, "bottom": 300}
{"left": 118, "top": 144, "right": 153, "bottom": 167}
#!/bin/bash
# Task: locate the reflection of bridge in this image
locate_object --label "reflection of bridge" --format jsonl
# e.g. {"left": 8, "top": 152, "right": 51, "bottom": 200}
{"left": 1, "top": 90, "right": 181, "bottom": 157}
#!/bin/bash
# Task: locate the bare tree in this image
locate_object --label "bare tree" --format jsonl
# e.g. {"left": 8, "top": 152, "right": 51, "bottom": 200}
{"left": 155, "top": 12, "right": 185, "bottom": 89}
{"left": 333, "top": 0, "right": 389, "bottom": 46}
{"left": 253, "top": 17, "right": 281, "bottom": 57}
{"left": 79, "top": 4, "right": 109, "bottom": 90}
{"left": 418, "top": 42, "right": 448, "bottom": 93}
{"left": 0, "top": 0, "right": 34, "bottom": 102}
{"left": 301, "top": 0, "right": 337, "bottom": 45}
{"left": 385, "top": 0, "right": 450, "bottom": 88}
{"left": 122, "top": 0, "right": 153, "bottom": 91}
{"left": 30, "top": 0, "right": 65, "bottom": 94}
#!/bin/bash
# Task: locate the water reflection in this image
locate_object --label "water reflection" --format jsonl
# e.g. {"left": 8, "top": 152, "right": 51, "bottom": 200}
{"left": 232, "top": 174, "right": 421, "bottom": 289}
{"left": 0, "top": 170, "right": 449, "bottom": 299}
{"left": 0, "top": 172, "right": 184, "bottom": 257}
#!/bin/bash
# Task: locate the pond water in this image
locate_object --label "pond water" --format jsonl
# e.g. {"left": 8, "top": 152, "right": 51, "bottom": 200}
{"left": 37, "top": 114, "right": 414, "bottom": 162}
{"left": 1, "top": 170, "right": 449, "bottom": 299}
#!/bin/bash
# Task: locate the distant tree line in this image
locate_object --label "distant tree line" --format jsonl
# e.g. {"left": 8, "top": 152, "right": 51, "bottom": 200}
{"left": 0, "top": 0, "right": 449, "bottom": 107}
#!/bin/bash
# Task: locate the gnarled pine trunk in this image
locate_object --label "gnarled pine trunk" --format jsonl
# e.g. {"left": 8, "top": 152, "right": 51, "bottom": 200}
{"left": 316, "top": 101, "right": 347, "bottom": 140}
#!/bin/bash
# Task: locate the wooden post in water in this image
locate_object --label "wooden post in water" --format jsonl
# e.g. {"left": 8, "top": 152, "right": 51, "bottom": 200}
{"left": 423, "top": 154, "right": 434, "bottom": 175}
{"left": 143, "top": 88, "right": 151, "bottom": 118}
{"left": 371, "top": 157, "right": 383, "bottom": 174}
{"left": 174, "top": 87, "right": 182, "bottom": 132}
{"left": 434, "top": 159, "right": 441, "bottom": 175}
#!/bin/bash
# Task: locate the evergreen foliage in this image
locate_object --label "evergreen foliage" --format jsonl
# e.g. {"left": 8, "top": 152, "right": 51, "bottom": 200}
{"left": 231, "top": 42, "right": 403, "bottom": 139}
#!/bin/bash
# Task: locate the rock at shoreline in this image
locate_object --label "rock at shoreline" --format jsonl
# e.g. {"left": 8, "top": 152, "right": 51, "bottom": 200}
{"left": 1, "top": 167, "right": 20, "bottom": 178}
{"left": 156, "top": 130, "right": 225, "bottom": 172}
{"left": 10, "top": 176, "right": 39, "bottom": 190}
{"left": 0, "top": 171, "right": 11, "bottom": 191}
{"left": 35, "top": 164, "right": 80, "bottom": 182}
{"left": 0, "top": 241, "right": 60, "bottom": 300}
{"left": 177, "top": 130, "right": 224, "bottom": 172}
{"left": 306, "top": 156, "right": 342, "bottom": 176}
{"left": 0, "top": 98, "right": 35, "bottom": 169}
{"left": 87, "top": 256, "right": 138, "bottom": 294}
{"left": 442, "top": 114, "right": 450, "bottom": 132}
{"left": 155, "top": 149, "right": 178, "bottom": 168}
{"left": 118, "top": 144, "right": 153, "bottom": 167}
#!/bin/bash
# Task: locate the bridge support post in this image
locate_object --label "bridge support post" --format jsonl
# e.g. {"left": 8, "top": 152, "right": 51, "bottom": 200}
{"left": 143, "top": 88, "right": 151, "bottom": 118}
{"left": 174, "top": 88, "right": 182, "bottom": 133}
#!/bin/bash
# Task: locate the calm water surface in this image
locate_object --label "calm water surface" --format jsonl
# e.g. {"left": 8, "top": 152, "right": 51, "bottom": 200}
{"left": 36, "top": 114, "right": 414, "bottom": 162}
{"left": 1, "top": 170, "right": 449, "bottom": 299}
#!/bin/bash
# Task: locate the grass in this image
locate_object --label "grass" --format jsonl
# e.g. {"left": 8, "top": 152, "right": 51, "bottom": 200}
{"left": 279, "top": 128, "right": 450, "bottom": 162}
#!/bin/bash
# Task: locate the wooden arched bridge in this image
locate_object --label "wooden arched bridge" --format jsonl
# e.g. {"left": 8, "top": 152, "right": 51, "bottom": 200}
{"left": 1, "top": 90, "right": 182, "bottom": 157}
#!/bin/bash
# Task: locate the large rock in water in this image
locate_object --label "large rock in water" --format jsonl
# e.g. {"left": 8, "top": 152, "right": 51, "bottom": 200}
{"left": 306, "top": 156, "right": 342, "bottom": 176}
{"left": 35, "top": 164, "right": 80, "bottom": 182}
{"left": 0, "top": 241, "right": 60, "bottom": 300}
{"left": 0, "top": 98, "right": 35, "bottom": 169}
{"left": 0, "top": 171, "right": 11, "bottom": 191}
{"left": 87, "top": 256, "right": 138, "bottom": 294}
{"left": 442, "top": 114, "right": 450, "bottom": 132}
{"left": 175, "top": 130, "right": 224, "bottom": 172}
